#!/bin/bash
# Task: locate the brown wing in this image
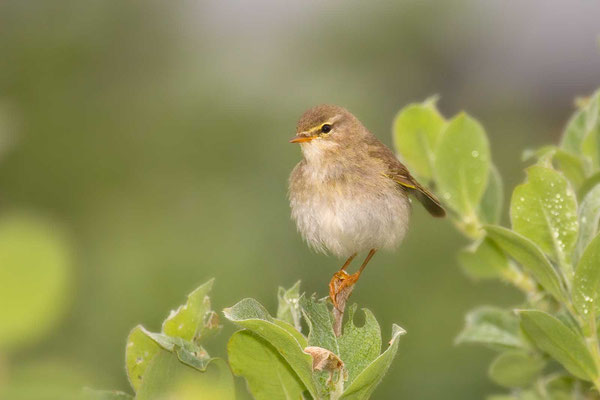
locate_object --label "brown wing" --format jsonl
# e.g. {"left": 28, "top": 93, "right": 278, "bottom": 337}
{"left": 368, "top": 139, "right": 446, "bottom": 218}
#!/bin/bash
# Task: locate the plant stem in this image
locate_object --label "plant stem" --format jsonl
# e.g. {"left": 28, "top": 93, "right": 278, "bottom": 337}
{"left": 332, "top": 284, "right": 354, "bottom": 337}
{"left": 329, "top": 370, "right": 345, "bottom": 400}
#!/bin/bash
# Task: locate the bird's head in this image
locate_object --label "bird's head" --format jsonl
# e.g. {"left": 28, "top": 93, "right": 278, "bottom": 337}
{"left": 290, "top": 105, "right": 366, "bottom": 152}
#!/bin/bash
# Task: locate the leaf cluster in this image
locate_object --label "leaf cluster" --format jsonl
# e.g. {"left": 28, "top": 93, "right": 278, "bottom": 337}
{"left": 393, "top": 89, "right": 600, "bottom": 399}
{"left": 86, "top": 281, "right": 405, "bottom": 400}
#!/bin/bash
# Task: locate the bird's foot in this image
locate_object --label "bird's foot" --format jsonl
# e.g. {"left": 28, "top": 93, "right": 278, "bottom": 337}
{"left": 329, "top": 270, "right": 360, "bottom": 311}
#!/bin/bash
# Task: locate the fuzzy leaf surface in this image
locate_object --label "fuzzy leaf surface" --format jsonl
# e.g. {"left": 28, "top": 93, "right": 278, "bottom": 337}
{"left": 299, "top": 295, "right": 339, "bottom": 354}
{"left": 338, "top": 305, "right": 382, "bottom": 386}
{"left": 511, "top": 166, "right": 578, "bottom": 269}
{"left": 573, "top": 234, "right": 600, "bottom": 316}
{"left": 519, "top": 310, "right": 597, "bottom": 381}
{"left": 125, "top": 325, "right": 161, "bottom": 391}
{"left": 488, "top": 350, "right": 545, "bottom": 388}
{"left": 393, "top": 97, "right": 446, "bottom": 181}
{"left": 340, "top": 324, "right": 406, "bottom": 400}
{"left": 456, "top": 306, "right": 524, "bottom": 349}
{"left": 433, "top": 113, "right": 490, "bottom": 216}
{"left": 228, "top": 330, "right": 305, "bottom": 400}
{"left": 478, "top": 164, "right": 504, "bottom": 224}
{"left": 485, "top": 225, "right": 566, "bottom": 303}
{"left": 136, "top": 350, "right": 234, "bottom": 400}
{"left": 224, "top": 298, "right": 318, "bottom": 398}
{"left": 575, "top": 183, "right": 600, "bottom": 261}
{"left": 162, "top": 279, "right": 220, "bottom": 343}
{"left": 276, "top": 281, "right": 302, "bottom": 332}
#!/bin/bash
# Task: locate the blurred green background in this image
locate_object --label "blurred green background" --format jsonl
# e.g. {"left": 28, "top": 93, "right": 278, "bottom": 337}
{"left": 1, "top": 1, "right": 599, "bottom": 398}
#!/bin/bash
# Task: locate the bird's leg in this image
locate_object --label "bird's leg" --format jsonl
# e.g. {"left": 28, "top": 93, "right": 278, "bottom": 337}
{"left": 329, "top": 249, "right": 377, "bottom": 310}
{"left": 328, "top": 253, "right": 357, "bottom": 307}
{"left": 340, "top": 253, "right": 357, "bottom": 271}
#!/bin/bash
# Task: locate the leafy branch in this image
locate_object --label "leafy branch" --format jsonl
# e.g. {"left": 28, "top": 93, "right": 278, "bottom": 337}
{"left": 85, "top": 280, "right": 405, "bottom": 400}
{"left": 393, "top": 88, "right": 600, "bottom": 399}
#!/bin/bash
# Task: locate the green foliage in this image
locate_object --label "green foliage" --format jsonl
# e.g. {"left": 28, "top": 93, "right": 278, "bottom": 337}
{"left": 338, "top": 325, "right": 404, "bottom": 400}
{"left": 120, "top": 280, "right": 232, "bottom": 399}
{"left": 488, "top": 351, "right": 545, "bottom": 388}
{"left": 338, "top": 305, "right": 381, "bottom": 386}
{"left": 573, "top": 234, "right": 600, "bottom": 316}
{"left": 393, "top": 88, "right": 600, "bottom": 398}
{"left": 224, "top": 297, "right": 318, "bottom": 398}
{"left": 225, "top": 287, "right": 405, "bottom": 400}
{"left": 392, "top": 96, "right": 446, "bottom": 182}
{"left": 455, "top": 306, "right": 525, "bottom": 350}
{"left": 228, "top": 330, "right": 306, "bottom": 400}
{"left": 484, "top": 226, "right": 567, "bottom": 303}
{"left": 93, "top": 280, "right": 404, "bottom": 399}
{"left": 511, "top": 165, "right": 579, "bottom": 276}
{"left": 518, "top": 310, "right": 596, "bottom": 381}
{"left": 576, "top": 183, "right": 600, "bottom": 261}
{"left": 434, "top": 113, "right": 490, "bottom": 220}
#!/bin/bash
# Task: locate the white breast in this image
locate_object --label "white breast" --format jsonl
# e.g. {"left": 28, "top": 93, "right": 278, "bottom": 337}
{"left": 289, "top": 163, "right": 411, "bottom": 258}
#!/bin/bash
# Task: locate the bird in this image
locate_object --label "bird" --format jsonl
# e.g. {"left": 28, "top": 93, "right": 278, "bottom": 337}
{"left": 288, "top": 104, "right": 445, "bottom": 308}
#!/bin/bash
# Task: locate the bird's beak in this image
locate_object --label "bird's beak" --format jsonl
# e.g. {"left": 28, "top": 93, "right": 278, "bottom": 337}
{"left": 289, "top": 134, "right": 315, "bottom": 143}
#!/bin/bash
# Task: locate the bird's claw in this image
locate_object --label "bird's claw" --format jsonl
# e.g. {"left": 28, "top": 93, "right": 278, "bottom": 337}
{"left": 329, "top": 270, "right": 360, "bottom": 311}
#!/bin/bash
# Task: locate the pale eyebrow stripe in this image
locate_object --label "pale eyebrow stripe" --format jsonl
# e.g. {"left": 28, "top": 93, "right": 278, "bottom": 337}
{"left": 300, "top": 114, "right": 343, "bottom": 135}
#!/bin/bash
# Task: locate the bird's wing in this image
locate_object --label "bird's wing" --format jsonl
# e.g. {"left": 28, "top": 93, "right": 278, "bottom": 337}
{"left": 369, "top": 140, "right": 446, "bottom": 218}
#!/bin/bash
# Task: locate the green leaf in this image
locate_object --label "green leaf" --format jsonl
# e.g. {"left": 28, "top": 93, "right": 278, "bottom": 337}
{"left": 581, "top": 92, "right": 600, "bottom": 168}
{"left": 456, "top": 306, "right": 524, "bottom": 349}
{"left": 485, "top": 225, "right": 566, "bottom": 303}
{"left": 228, "top": 330, "right": 305, "bottom": 400}
{"left": 392, "top": 97, "right": 446, "bottom": 181}
{"left": 433, "top": 112, "right": 490, "bottom": 217}
{"left": 488, "top": 350, "right": 545, "bottom": 388}
{"left": 125, "top": 325, "right": 215, "bottom": 391}
{"left": 298, "top": 295, "right": 340, "bottom": 394}
{"left": 544, "top": 375, "right": 578, "bottom": 400}
{"left": 458, "top": 238, "right": 509, "bottom": 280}
{"left": 136, "top": 350, "right": 234, "bottom": 400}
{"left": 573, "top": 234, "right": 600, "bottom": 316}
{"left": 518, "top": 310, "right": 597, "bottom": 381}
{"left": 140, "top": 328, "right": 214, "bottom": 371}
{"left": 81, "top": 388, "right": 134, "bottom": 399}
{"left": 553, "top": 149, "right": 587, "bottom": 190}
{"left": 578, "top": 172, "right": 600, "bottom": 200}
{"left": 340, "top": 324, "right": 406, "bottom": 400}
{"left": 299, "top": 295, "right": 339, "bottom": 354}
{"left": 575, "top": 183, "right": 600, "bottom": 262}
{"left": 338, "top": 305, "right": 382, "bottom": 386}
{"left": 223, "top": 298, "right": 318, "bottom": 398}
{"left": 562, "top": 109, "right": 587, "bottom": 155}
{"left": 511, "top": 165, "right": 579, "bottom": 271}
{"left": 0, "top": 213, "right": 72, "bottom": 352}
{"left": 276, "top": 281, "right": 302, "bottom": 332}
{"left": 162, "top": 279, "right": 221, "bottom": 343}
{"left": 478, "top": 164, "right": 504, "bottom": 224}
{"left": 561, "top": 90, "right": 600, "bottom": 162}
{"left": 125, "top": 325, "right": 161, "bottom": 392}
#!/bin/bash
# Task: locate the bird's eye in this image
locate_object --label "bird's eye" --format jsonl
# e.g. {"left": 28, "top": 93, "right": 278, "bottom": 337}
{"left": 321, "top": 124, "right": 332, "bottom": 133}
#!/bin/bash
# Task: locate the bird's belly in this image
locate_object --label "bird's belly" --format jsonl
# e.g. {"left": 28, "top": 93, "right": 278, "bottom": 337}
{"left": 291, "top": 186, "right": 411, "bottom": 258}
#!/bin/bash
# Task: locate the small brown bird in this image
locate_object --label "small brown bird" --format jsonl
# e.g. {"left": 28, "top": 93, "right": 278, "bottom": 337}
{"left": 288, "top": 105, "right": 445, "bottom": 307}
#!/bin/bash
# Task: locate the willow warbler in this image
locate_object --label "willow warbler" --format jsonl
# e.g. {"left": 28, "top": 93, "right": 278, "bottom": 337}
{"left": 288, "top": 104, "right": 445, "bottom": 307}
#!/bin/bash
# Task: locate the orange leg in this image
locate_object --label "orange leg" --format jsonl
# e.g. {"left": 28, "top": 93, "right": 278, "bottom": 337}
{"left": 341, "top": 253, "right": 357, "bottom": 271}
{"left": 329, "top": 249, "right": 377, "bottom": 309}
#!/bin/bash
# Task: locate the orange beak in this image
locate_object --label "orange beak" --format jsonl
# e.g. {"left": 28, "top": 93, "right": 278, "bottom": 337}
{"left": 289, "top": 135, "right": 315, "bottom": 143}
